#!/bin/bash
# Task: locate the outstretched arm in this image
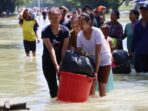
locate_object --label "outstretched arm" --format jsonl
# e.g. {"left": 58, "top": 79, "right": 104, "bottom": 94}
{"left": 43, "top": 38, "right": 59, "bottom": 73}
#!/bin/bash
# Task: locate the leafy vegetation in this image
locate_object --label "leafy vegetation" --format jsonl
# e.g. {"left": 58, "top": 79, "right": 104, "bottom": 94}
{"left": 0, "top": 0, "right": 131, "bottom": 15}
{"left": 0, "top": 0, "right": 32, "bottom": 15}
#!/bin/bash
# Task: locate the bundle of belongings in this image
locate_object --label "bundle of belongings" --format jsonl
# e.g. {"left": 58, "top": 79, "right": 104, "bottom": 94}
{"left": 112, "top": 50, "right": 131, "bottom": 74}
{"left": 60, "top": 50, "right": 95, "bottom": 78}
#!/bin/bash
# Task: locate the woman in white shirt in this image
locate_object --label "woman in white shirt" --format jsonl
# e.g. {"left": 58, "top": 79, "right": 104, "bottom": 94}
{"left": 77, "top": 11, "right": 112, "bottom": 97}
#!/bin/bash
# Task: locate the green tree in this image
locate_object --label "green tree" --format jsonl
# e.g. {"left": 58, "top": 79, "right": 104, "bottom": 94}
{"left": 16, "top": 0, "right": 32, "bottom": 6}
{"left": 63, "top": 0, "right": 125, "bottom": 11}
{"left": 0, "top": 0, "right": 32, "bottom": 15}
{"left": 0, "top": 0, "right": 126, "bottom": 14}
{"left": 109, "top": 0, "right": 126, "bottom": 10}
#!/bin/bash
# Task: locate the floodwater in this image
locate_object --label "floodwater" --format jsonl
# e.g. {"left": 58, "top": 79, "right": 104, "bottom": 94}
{"left": 0, "top": 14, "right": 148, "bottom": 111}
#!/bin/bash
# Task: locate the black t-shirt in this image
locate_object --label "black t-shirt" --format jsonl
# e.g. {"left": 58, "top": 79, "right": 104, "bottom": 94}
{"left": 42, "top": 24, "right": 70, "bottom": 63}
{"left": 60, "top": 19, "right": 71, "bottom": 30}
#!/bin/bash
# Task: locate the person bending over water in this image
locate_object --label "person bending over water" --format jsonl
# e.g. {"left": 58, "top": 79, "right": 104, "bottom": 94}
{"left": 41, "top": 7, "right": 70, "bottom": 98}
{"left": 77, "top": 11, "right": 112, "bottom": 97}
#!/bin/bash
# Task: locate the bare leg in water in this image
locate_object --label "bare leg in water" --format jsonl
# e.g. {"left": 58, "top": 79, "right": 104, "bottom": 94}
{"left": 98, "top": 65, "right": 111, "bottom": 97}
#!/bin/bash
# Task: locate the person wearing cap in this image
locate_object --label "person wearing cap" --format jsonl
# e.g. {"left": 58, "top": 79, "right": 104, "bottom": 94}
{"left": 97, "top": 5, "right": 106, "bottom": 13}
{"left": 97, "top": 5, "right": 106, "bottom": 22}
{"left": 93, "top": 8, "right": 105, "bottom": 28}
{"left": 131, "top": 3, "right": 148, "bottom": 73}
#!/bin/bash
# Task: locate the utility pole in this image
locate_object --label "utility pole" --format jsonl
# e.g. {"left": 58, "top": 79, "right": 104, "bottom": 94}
{"left": 38, "top": 0, "right": 41, "bottom": 8}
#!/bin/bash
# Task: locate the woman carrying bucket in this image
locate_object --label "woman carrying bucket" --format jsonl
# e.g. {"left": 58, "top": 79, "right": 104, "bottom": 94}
{"left": 77, "top": 11, "right": 112, "bottom": 97}
{"left": 41, "top": 7, "right": 70, "bottom": 98}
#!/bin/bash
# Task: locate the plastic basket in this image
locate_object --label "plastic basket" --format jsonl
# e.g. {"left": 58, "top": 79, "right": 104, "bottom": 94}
{"left": 57, "top": 71, "right": 93, "bottom": 102}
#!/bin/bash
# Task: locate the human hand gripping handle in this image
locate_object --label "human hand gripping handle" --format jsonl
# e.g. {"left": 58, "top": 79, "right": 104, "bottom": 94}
{"left": 90, "top": 72, "right": 97, "bottom": 95}
{"left": 56, "top": 65, "right": 60, "bottom": 80}
{"left": 55, "top": 65, "right": 59, "bottom": 74}
{"left": 93, "top": 72, "right": 98, "bottom": 80}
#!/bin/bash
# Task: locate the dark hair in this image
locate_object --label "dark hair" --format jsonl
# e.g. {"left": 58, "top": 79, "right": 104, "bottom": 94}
{"left": 101, "top": 23, "right": 110, "bottom": 29}
{"left": 70, "top": 14, "right": 79, "bottom": 24}
{"left": 112, "top": 10, "right": 120, "bottom": 19}
{"left": 47, "top": 7, "right": 61, "bottom": 15}
{"left": 82, "top": 5, "right": 92, "bottom": 12}
{"left": 80, "top": 11, "right": 94, "bottom": 24}
{"left": 130, "top": 9, "right": 140, "bottom": 19}
{"left": 140, "top": 3, "right": 148, "bottom": 10}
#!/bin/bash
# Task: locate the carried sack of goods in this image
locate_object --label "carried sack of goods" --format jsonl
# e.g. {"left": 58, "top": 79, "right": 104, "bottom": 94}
{"left": 58, "top": 50, "right": 95, "bottom": 102}
{"left": 112, "top": 50, "right": 131, "bottom": 74}
{"left": 60, "top": 50, "right": 95, "bottom": 77}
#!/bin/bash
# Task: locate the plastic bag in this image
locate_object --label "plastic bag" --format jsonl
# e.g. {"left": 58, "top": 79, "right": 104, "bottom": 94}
{"left": 112, "top": 50, "right": 129, "bottom": 65}
{"left": 60, "top": 50, "right": 95, "bottom": 77}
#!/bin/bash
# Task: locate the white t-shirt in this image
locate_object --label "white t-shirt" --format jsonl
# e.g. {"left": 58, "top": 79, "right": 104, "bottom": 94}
{"left": 77, "top": 27, "right": 112, "bottom": 66}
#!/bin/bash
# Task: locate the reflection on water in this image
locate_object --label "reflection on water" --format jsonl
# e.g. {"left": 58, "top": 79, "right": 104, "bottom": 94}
{"left": 0, "top": 15, "right": 148, "bottom": 111}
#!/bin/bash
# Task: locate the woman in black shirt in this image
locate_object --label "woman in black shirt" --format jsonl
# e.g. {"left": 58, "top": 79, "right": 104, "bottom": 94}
{"left": 41, "top": 7, "right": 70, "bottom": 98}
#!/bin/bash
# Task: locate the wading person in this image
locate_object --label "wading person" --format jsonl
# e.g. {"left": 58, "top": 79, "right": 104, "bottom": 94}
{"left": 123, "top": 10, "right": 139, "bottom": 54}
{"left": 107, "top": 10, "right": 123, "bottom": 50}
{"left": 101, "top": 23, "right": 116, "bottom": 52}
{"left": 77, "top": 11, "right": 112, "bottom": 97}
{"left": 69, "top": 15, "right": 81, "bottom": 50}
{"left": 41, "top": 7, "right": 70, "bottom": 98}
{"left": 19, "top": 8, "right": 39, "bottom": 57}
{"left": 123, "top": 9, "right": 139, "bottom": 67}
{"left": 101, "top": 23, "right": 115, "bottom": 92}
{"left": 131, "top": 4, "right": 148, "bottom": 73}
